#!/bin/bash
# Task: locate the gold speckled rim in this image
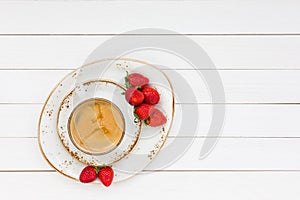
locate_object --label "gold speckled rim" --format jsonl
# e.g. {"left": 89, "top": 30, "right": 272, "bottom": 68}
{"left": 55, "top": 79, "right": 142, "bottom": 166}
{"left": 38, "top": 58, "right": 175, "bottom": 183}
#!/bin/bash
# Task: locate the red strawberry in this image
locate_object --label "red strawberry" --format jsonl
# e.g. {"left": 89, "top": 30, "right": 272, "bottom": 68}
{"left": 79, "top": 166, "right": 99, "bottom": 183}
{"left": 99, "top": 166, "right": 114, "bottom": 187}
{"left": 142, "top": 87, "right": 160, "bottom": 105}
{"left": 125, "top": 87, "right": 144, "bottom": 106}
{"left": 128, "top": 73, "right": 149, "bottom": 87}
{"left": 145, "top": 108, "right": 167, "bottom": 127}
{"left": 135, "top": 104, "right": 154, "bottom": 120}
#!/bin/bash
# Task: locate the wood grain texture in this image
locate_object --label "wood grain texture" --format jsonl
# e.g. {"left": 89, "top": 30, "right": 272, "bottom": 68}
{"left": 0, "top": 36, "right": 300, "bottom": 69}
{"left": 2, "top": 138, "right": 300, "bottom": 171}
{"left": 0, "top": 70, "right": 299, "bottom": 103}
{"left": 0, "top": 1, "right": 299, "bottom": 34}
{"left": 1, "top": 171, "right": 300, "bottom": 200}
{"left": 2, "top": 104, "right": 300, "bottom": 138}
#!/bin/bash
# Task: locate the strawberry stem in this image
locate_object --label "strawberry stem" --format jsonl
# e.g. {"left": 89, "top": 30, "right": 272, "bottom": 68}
{"left": 94, "top": 166, "right": 100, "bottom": 174}
{"left": 144, "top": 119, "right": 149, "bottom": 125}
{"left": 133, "top": 111, "right": 139, "bottom": 119}
{"left": 124, "top": 71, "right": 131, "bottom": 88}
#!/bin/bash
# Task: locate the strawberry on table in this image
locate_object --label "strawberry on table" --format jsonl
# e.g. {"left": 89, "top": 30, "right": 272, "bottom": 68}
{"left": 99, "top": 166, "right": 114, "bottom": 187}
{"left": 125, "top": 87, "right": 144, "bottom": 106}
{"left": 127, "top": 73, "right": 149, "bottom": 87}
{"left": 145, "top": 108, "right": 167, "bottom": 127}
{"left": 135, "top": 104, "right": 154, "bottom": 120}
{"left": 142, "top": 87, "right": 160, "bottom": 105}
{"left": 79, "top": 166, "right": 99, "bottom": 183}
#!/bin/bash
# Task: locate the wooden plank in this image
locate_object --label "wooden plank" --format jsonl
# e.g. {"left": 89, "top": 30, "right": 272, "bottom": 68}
{"left": 2, "top": 138, "right": 300, "bottom": 171}
{"left": 2, "top": 104, "right": 300, "bottom": 138}
{"left": 149, "top": 137, "right": 300, "bottom": 170}
{"left": 0, "top": 36, "right": 300, "bottom": 69}
{"left": 0, "top": 70, "right": 299, "bottom": 103}
{"left": 0, "top": 171, "right": 299, "bottom": 199}
{"left": 0, "top": 1, "right": 299, "bottom": 34}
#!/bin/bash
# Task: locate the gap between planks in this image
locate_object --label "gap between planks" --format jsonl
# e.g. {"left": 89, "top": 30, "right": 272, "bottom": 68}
{"left": 1, "top": 102, "right": 300, "bottom": 105}
{"left": 2, "top": 68, "right": 300, "bottom": 71}
{"left": 0, "top": 34, "right": 299, "bottom": 36}
{"left": 4, "top": 136, "right": 300, "bottom": 139}
{"left": 3, "top": 170, "right": 300, "bottom": 173}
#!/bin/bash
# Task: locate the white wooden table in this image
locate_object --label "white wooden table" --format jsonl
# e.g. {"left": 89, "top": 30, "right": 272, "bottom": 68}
{"left": 1, "top": 1, "right": 300, "bottom": 199}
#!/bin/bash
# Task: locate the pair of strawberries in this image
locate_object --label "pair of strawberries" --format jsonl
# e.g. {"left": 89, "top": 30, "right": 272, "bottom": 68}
{"left": 125, "top": 73, "right": 167, "bottom": 127}
{"left": 79, "top": 166, "right": 114, "bottom": 187}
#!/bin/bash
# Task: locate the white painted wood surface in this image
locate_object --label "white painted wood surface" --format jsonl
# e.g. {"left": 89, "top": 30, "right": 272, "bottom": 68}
{"left": 1, "top": 70, "right": 300, "bottom": 103}
{"left": 0, "top": 1, "right": 299, "bottom": 34}
{"left": 2, "top": 172, "right": 300, "bottom": 200}
{"left": 1, "top": 1, "right": 300, "bottom": 199}
{"left": 3, "top": 104, "right": 300, "bottom": 138}
{"left": 2, "top": 137, "right": 300, "bottom": 171}
{"left": 1, "top": 36, "right": 300, "bottom": 69}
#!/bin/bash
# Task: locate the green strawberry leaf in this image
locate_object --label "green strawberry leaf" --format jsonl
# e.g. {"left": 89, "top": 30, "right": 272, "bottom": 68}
{"left": 124, "top": 71, "right": 131, "bottom": 89}
{"left": 94, "top": 166, "right": 100, "bottom": 174}
{"left": 144, "top": 119, "right": 149, "bottom": 125}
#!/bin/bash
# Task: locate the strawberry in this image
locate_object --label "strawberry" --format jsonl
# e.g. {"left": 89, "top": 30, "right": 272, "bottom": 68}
{"left": 145, "top": 108, "right": 167, "bottom": 127}
{"left": 135, "top": 104, "right": 154, "bottom": 120}
{"left": 127, "top": 73, "right": 149, "bottom": 87}
{"left": 79, "top": 166, "right": 99, "bottom": 183}
{"left": 99, "top": 166, "right": 114, "bottom": 187}
{"left": 142, "top": 87, "right": 160, "bottom": 105}
{"left": 125, "top": 87, "right": 144, "bottom": 106}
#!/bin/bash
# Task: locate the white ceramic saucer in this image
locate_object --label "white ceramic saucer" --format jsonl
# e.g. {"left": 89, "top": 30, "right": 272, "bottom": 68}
{"left": 38, "top": 58, "right": 174, "bottom": 183}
